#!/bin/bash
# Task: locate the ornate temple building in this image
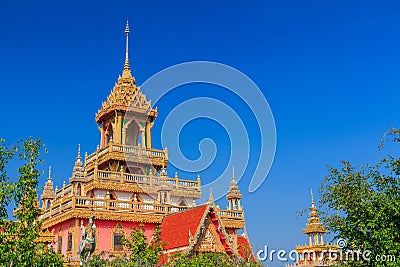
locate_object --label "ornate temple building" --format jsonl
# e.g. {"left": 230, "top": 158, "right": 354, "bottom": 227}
{"left": 287, "top": 190, "right": 338, "bottom": 267}
{"left": 39, "top": 22, "right": 252, "bottom": 265}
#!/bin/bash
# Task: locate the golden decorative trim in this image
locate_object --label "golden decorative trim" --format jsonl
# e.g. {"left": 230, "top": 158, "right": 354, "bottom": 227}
{"left": 36, "top": 229, "right": 55, "bottom": 244}
{"left": 221, "top": 219, "right": 245, "bottom": 229}
{"left": 42, "top": 209, "right": 164, "bottom": 229}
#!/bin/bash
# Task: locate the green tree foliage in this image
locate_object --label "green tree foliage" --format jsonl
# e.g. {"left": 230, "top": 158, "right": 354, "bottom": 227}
{"left": 122, "top": 225, "right": 163, "bottom": 267}
{"left": 168, "top": 252, "right": 261, "bottom": 267}
{"left": 320, "top": 129, "right": 400, "bottom": 266}
{"left": 0, "top": 138, "right": 63, "bottom": 267}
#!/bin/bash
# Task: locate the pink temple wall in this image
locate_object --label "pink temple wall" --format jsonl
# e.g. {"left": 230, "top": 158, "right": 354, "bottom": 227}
{"left": 49, "top": 219, "right": 158, "bottom": 257}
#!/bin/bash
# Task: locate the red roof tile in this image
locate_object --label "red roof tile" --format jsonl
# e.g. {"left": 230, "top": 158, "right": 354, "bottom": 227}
{"left": 160, "top": 205, "right": 208, "bottom": 250}
{"left": 237, "top": 235, "right": 254, "bottom": 260}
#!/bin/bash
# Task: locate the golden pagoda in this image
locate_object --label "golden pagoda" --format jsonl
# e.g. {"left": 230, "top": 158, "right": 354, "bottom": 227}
{"left": 288, "top": 190, "right": 338, "bottom": 267}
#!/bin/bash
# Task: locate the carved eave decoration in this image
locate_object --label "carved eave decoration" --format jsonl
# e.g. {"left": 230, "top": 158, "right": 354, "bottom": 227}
{"left": 95, "top": 77, "right": 153, "bottom": 122}
{"left": 185, "top": 204, "right": 236, "bottom": 256}
{"left": 302, "top": 207, "right": 327, "bottom": 234}
{"left": 220, "top": 219, "right": 245, "bottom": 229}
{"left": 226, "top": 189, "right": 242, "bottom": 200}
{"left": 37, "top": 229, "right": 55, "bottom": 243}
{"left": 41, "top": 208, "right": 164, "bottom": 229}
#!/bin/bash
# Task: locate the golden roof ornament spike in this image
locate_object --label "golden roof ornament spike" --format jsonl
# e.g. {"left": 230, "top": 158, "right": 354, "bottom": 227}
{"left": 124, "top": 20, "right": 130, "bottom": 71}
{"left": 77, "top": 144, "right": 81, "bottom": 160}
{"left": 48, "top": 166, "right": 52, "bottom": 181}
{"left": 208, "top": 187, "right": 214, "bottom": 203}
{"left": 311, "top": 188, "right": 315, "bottom": 208}
{"left": 231, "top": 165, "right": 237, "bottom": 185}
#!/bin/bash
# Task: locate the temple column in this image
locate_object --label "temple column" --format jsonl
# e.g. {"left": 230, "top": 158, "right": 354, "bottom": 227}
{"left": 74, "top": 218, "right": 79, "bottom": 258}
{"left": 100, "top": 126, "right": 104, "bottom": 148}
{"left": 146, "top": 122, "right": 152, "bottom": 148}
{"left": 141, "top": 130, "right": 146, "bottom": 148}
{"left": 121, "top": 127, "right": 126, "bottom": 145}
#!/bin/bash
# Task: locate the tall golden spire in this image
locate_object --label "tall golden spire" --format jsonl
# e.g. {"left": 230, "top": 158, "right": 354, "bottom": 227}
{"left": 122, "top": 20, "right": 133, "bottom": 79}
{"left": 48, "top": 166, "right": 52, "bottom": 181}
{"left": 77, "top": 144, "right": 81, "bottom": 161}
{"left": 311, "top": 188, "right": 315, "bottom": 208}
{"left": 124, "top": 20, "right": 130, "bottom": 70}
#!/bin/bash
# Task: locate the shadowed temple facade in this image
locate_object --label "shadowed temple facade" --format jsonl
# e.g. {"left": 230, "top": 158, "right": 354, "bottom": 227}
{"left": 39, "top": 22, "right": 252, "bottom": 265}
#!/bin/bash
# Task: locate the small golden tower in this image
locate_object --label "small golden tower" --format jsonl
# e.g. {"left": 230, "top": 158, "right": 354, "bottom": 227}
{"left": 226, "top": 167, "right": 242, "bottom": 210}
{"left": 288, "top": 190, "right": 338, "bottom": 267}
{"left": 40, "top": 166, "right": 55, "bottom": 209}
{"left": 70, "top": 144, "right": 85, "bottom": 196}
{"left": 303, "top": 189, "right": 326, "bottom": 246}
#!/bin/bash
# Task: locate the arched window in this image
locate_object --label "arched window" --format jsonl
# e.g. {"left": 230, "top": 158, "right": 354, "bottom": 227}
{"left": 57, "top": 236, "right": 63, "bottom": 254}
{"left": 77, "top": 183, "right": 81, "bottom": 196}
{"left": 125, "top": 120, "right": 139, "bottom": 146}
{"left": 112, "top": 222, "right": 124, "bottom": 251}
{"left": 105, "top": 124, "right": 114, "bottom": 144}
{"left": 67, "top": 233, "right": 73, "bottom": 252}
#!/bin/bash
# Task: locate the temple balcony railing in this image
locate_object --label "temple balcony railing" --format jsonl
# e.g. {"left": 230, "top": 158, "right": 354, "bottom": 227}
{"left": 85, "top": 170, "right": 201, "bottom": 191}
{"left": 40, "top": 196, "right": 191, "bottom": 220}
{"left": 85, "top": 142, "right": 168, "bottom": 170}
{"left": 55, "top": 183, "right": 72, "bottom": 198}
{"left": 219, "top": 209, "right": 244, "bottom": 220}
{"left": 218, "top": 209, "right": 245, "bottom": 229}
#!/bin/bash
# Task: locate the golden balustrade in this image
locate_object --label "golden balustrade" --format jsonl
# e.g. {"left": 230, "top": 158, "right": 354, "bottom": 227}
{"left": 85, "top": 143, "right": 168, "bottom": 170}
{"left": 40, "top": 196, "right": 192, "bottom": 221}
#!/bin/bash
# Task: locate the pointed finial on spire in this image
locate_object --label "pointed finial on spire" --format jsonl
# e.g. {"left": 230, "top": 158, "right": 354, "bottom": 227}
{"left": 124, "top": 20, "right": 130, "bottom": 70}
{"left": 48, "top": 166, "right": 52, "bottom": 181}
{"left": 311, "top": 188, "right": 315, "bottom": 208}
{"left": 230, "top": 166, "right": 237, "bottom": 186}
{"left": 208, "top": 187, "right": 214, "bottom": 203}
{"left": 77, "top": 144, "right": 81, "bottom": 160}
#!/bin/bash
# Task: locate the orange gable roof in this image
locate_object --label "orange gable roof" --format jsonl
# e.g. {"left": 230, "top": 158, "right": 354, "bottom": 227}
{"left": 160, "top": 205, "right": 208, "bottom": 250}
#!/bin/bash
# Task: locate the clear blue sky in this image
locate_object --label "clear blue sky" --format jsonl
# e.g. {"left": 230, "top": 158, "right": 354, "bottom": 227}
{"left": 1, "top": 1, "right": 400, "bottom": 266}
